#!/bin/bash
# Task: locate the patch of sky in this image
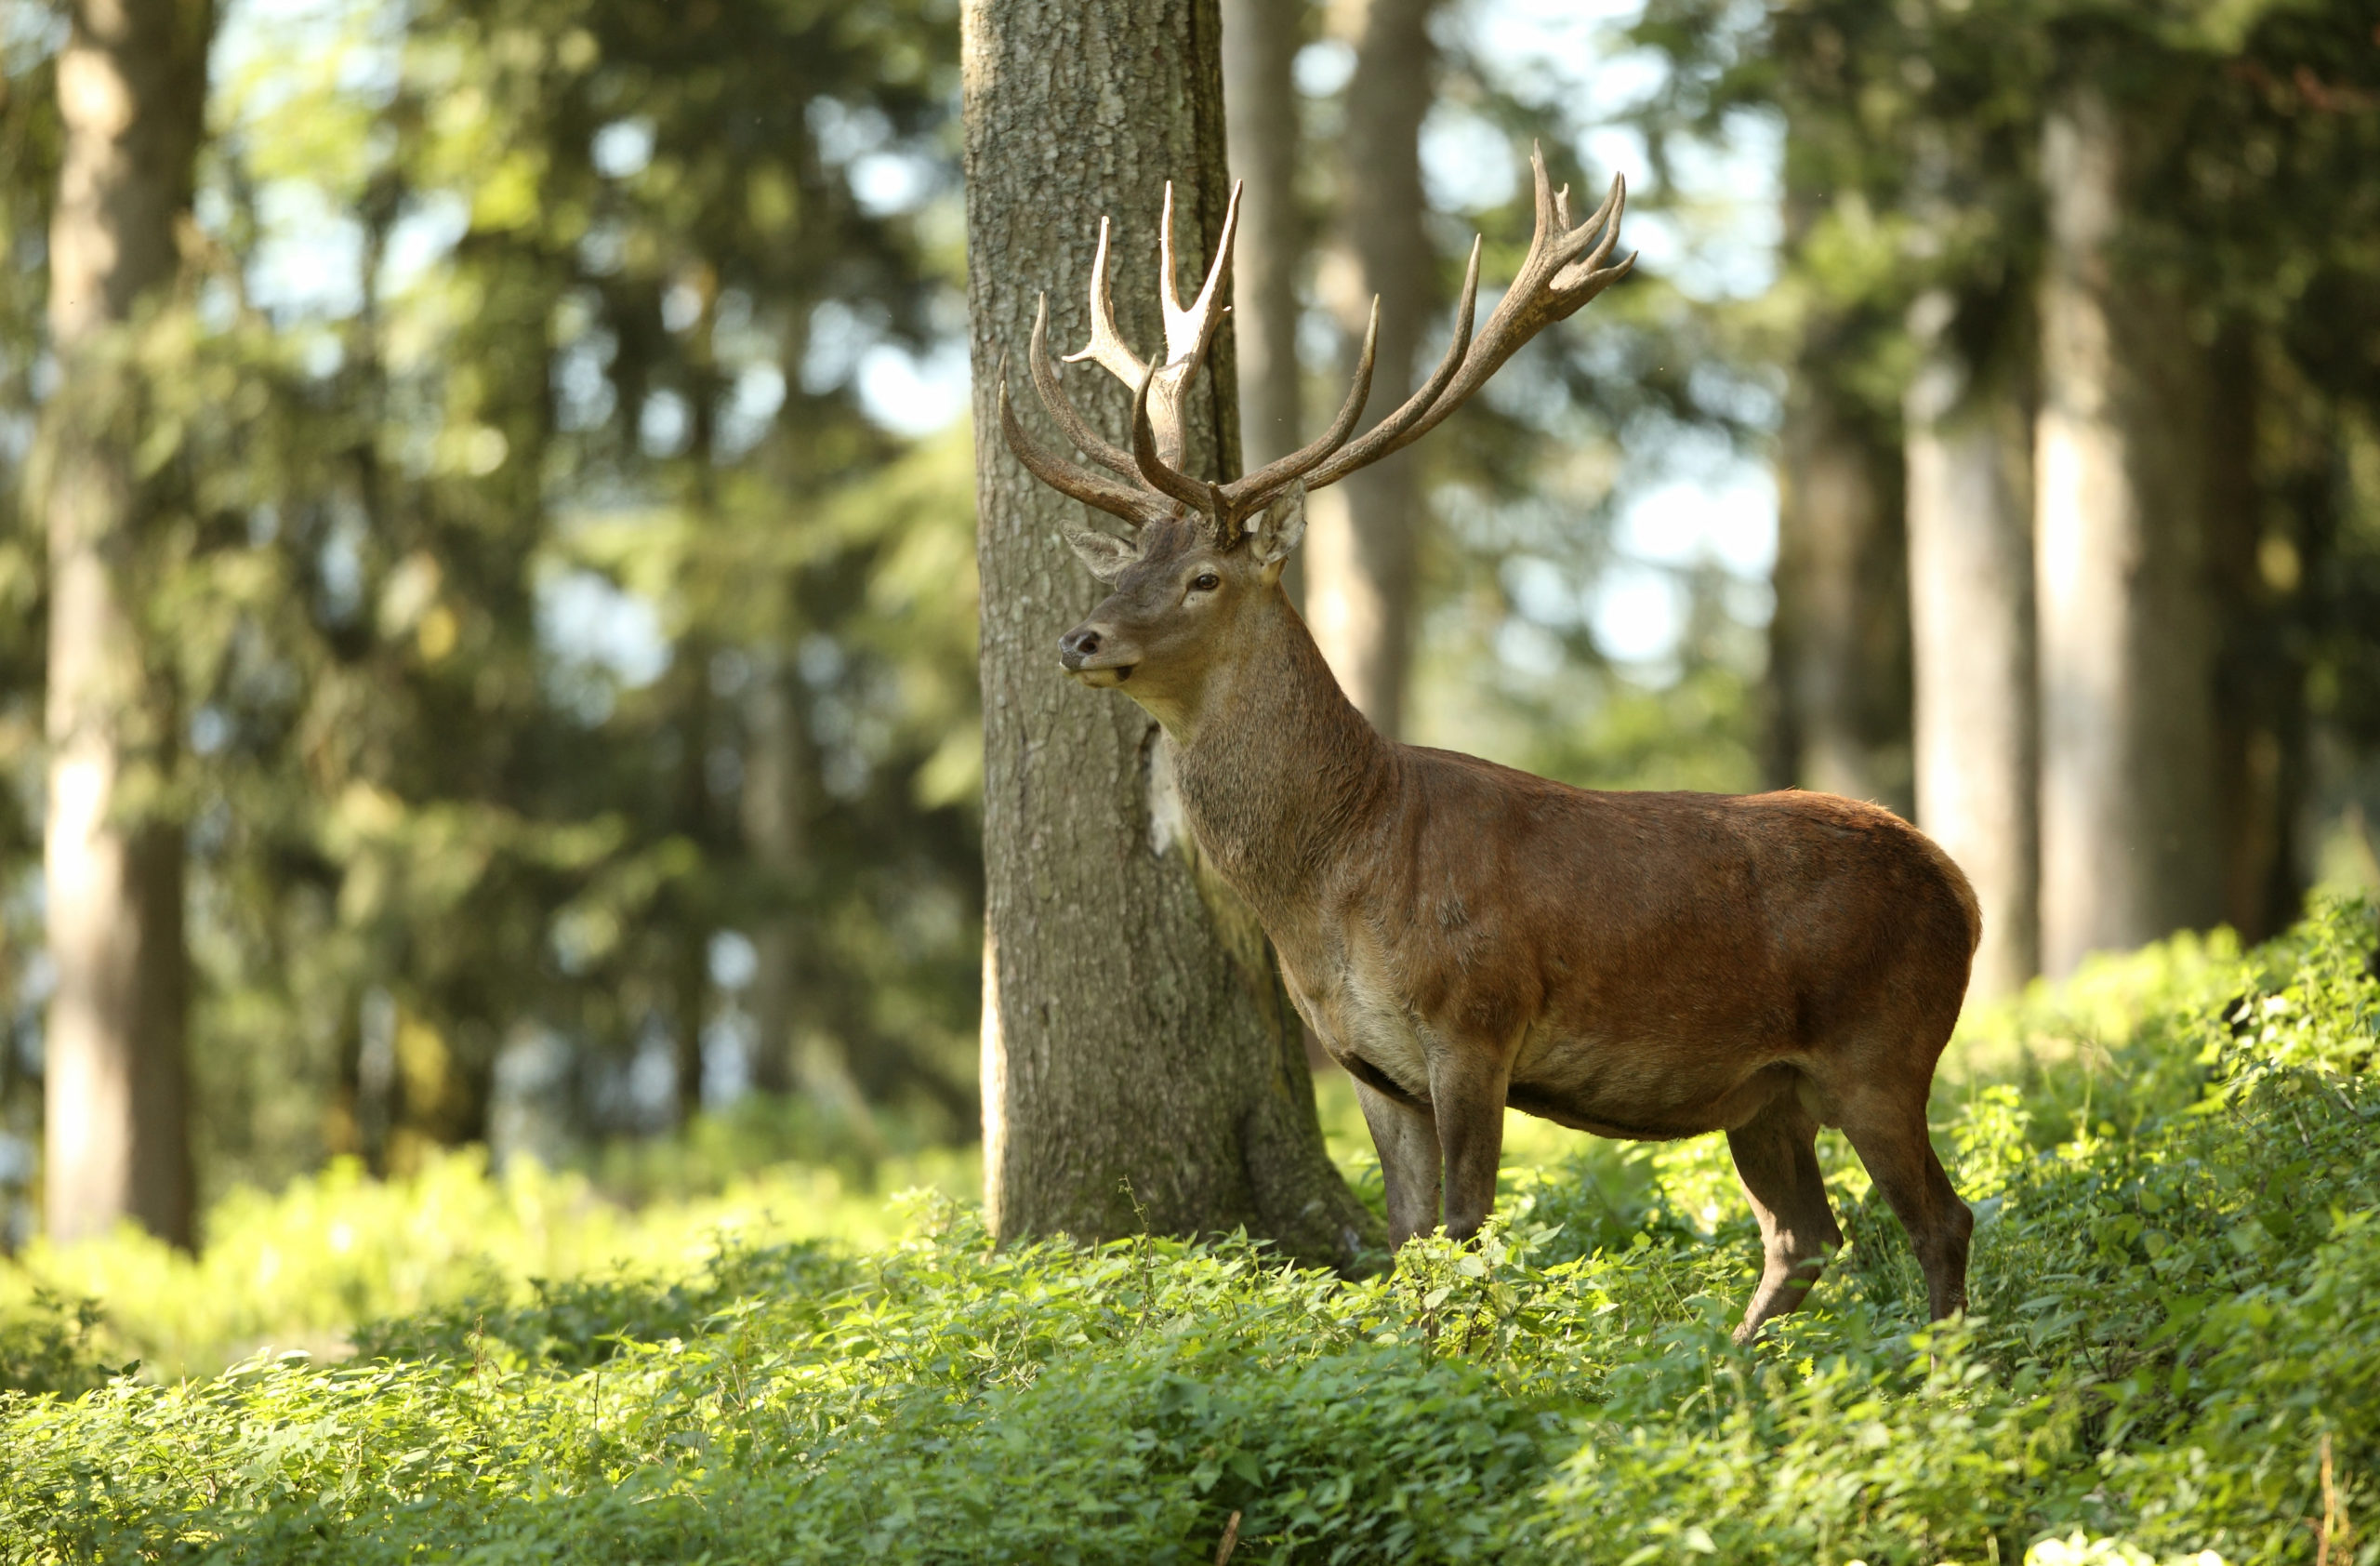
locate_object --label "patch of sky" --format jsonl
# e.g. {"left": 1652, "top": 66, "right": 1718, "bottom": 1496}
{"left": 1421, "top": 103, "right": 1519, "bottom": 215}
{"left": 851, "top": 151, "right": 936, "bottom": 218}
{"left": 721, "top": 364, "right": 788, "bottom": 458}
{"left": 214, "top": 0, "right": 401, "bottom": 123}
{"left": 190, "top": 706, "right": 233, "bottom": 757}
{"left": 662, "top": 281, "right": 705, "bottom": 334}
{"left": 248, "top": 180, "right": 365, "bottom": 320}
{"left": 2, "top": 1, "right": 66, "bottom": 61}
{"left": 1505, "top": 555, "right": 1585, "bottom": 629}
{"left": 640, "top": 390, "right": 691, "bottom": 458}
{"left": 382, "top": 192, "right": 470, "bottom": 297}
{"left": 800, "top": 299, "right": 879, "bottom": 396}
{"left": 1293, "top": 39, "right": 1355, "bottom": 99}
{"left": 1494, "top": 617, "right": 1571, "bottom": 681}
{"left": 807, "top": 97, "right": 892, "bottom": 166}
{"left": 317, "top": 508, "right": 364, "bottom": 624}
{"left": 701, "top": 1010, "right": 753, "bottom": 1109}
{"left": 1590, "top": 563, "right": 1688, "bottom": 664}
{"left": 592, "top": 117, "right": 654, "bottom": 179}
{"left": 1614, "top": 465, "right": 1778, "bottom": 580}
{"left": 538, "top": 567, "right": 671, "bottom": 689}
{"left": 858, "top": 340, "right": 971, "bottom": 438}
{"left": 555, "top": 329, "right": 620, "bottom": 434}
{"left": 707, "top": 930, "right": 759, "bottom": 991}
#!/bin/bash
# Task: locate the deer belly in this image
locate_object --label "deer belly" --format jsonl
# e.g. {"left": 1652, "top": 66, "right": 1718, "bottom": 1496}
{"left": 1508, "top": 1036, "right": 1797, "bottom": 1140}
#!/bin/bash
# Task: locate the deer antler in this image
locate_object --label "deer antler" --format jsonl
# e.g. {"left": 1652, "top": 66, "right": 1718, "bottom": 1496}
{"left": 1000, "top": 148, "right": 1632, "bottom": 551}
{"left": 1299, "top": 146, "right": 1633, "bottom": 489}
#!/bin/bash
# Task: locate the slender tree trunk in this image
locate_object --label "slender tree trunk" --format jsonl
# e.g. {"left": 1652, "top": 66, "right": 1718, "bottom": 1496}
{"left": 1770, "top": 364, "right": 1911, "bottom": 811}
{"left": 742, "top": 657, "right": 811, "bottom": 1097}
{"left": 2034, "top": 84, "right": 2223, "bottom": 975}
{"left": 1222, "top": 0, "right": 1305, "bottom": 604}
{"left": 2205, "top": 325, "right": 2306, "bottom": 945}
{"left": 1906, "top": 295, "right": 2039, "bottom": 1000}
{"left": 41, "top": 0, "right": 212, "bottom": 1248}
{"left": 1768, "top": 137, "right": 1911, "bottom": 811}
{"left": 1302, "top": 0, "right": 1435, "bottom": 739}
{"left": 962, "top": 0, "right": 1373, "bottom": 1267}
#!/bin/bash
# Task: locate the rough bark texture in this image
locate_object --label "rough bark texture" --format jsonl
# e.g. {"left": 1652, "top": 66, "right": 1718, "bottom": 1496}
{"left": 1906, "top": 298, "right": 2039, "bottom": 1001}
{"left": 2034, "top": 85, "right": 2223, "bottom": 975}
{"left": 1302, "top": 0, "right": 1435, "bottom": 739}
{"left": 1770, "top": 364, "right": 1911, "bottom": 812}
{"left": 42, "top": 0, "right": 212, "bottom": 1248}
{"left": 961, "top": 0, "right": 1373, "bottom": 1267}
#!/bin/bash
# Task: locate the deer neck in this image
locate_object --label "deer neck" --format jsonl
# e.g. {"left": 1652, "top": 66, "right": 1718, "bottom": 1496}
{"left": 1157, "top": 588, "right": 1395, "bottom": 909}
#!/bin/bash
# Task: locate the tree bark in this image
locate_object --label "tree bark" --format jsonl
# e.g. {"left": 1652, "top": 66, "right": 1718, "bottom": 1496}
{"left": 2034, "top": 84, "right": 2224, "bottom": 975}
{"left": 961, "top": 0, "right": 1373, "bottom": 1267}
{"left": 1906, "top": 295, "right": 2039, "bottom": 1001}
{"left": 1222, "top": 0, "right": 1305, "bottom": 603}
{"left": 1302, "top": 0, "right": 1435, "bottom": 739}
{"left": 42, "top": 0, "right": 212, "bottom": 1248}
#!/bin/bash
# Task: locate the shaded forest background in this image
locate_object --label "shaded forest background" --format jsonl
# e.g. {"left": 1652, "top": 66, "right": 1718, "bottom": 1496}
{"left": 2, "top": 0, "right": 2377, "bottom": 1250}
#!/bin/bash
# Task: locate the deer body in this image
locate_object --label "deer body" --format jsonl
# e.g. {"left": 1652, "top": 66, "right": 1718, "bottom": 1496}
{"left": 1000, "top": 153, "right": 1975, "bottom": 1337}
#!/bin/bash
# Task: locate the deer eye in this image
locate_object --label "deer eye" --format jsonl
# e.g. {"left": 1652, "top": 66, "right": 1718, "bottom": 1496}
{"left": 1190, "top": 572, "right": 1221, "bottom": 593}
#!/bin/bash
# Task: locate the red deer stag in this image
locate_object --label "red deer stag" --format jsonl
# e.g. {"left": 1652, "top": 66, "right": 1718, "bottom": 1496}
{"left": 997, "top": 153, "right": 1977, "bottom": 1339}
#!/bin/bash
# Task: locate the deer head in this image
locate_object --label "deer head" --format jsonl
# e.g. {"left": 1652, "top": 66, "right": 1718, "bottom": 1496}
{"left": 999, "top": 149, "right": 1634, "bottom": 716}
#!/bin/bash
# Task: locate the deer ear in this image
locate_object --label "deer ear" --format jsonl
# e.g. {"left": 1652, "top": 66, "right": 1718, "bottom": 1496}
{"left": 1250, "top": 483, "right": 1307, "bottom": 570}
{"left": 1063, "top": 520, "right": 1138, "bottom": 582}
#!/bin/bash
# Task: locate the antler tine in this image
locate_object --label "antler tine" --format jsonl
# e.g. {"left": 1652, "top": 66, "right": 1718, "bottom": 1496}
{"left": 1060, "top": 216, "right": 1149, "bottom": 390}
{"left": 1223, "top": 295, "right": 1380, "bottom": 511}
{"left": 998, "top": 357, "right": 1175, "bottom": 528}
{"left": 1159, "top": 179, "right": 1244, "bottom": 372}
{"left": 1306, "top": 149, "right": 1633, "bottom": 487}
{"left": 1027, "top": 294, "right": 1138, "bottom": 479}
{"left": 1301, "top": 237, "right": 1480, "bottom": 490}
{"left": 1553, "top": 171, "right": 1630, "bottom": 288}
{"left": 1129, "top": 359, "right": 1215, "bottom": 516}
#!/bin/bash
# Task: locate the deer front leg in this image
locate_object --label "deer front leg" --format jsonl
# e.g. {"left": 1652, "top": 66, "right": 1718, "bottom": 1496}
{"left": 1427, "top": 1044, "right": 1510, "bottom": 1241}
{"left": 1355, "top": 1079, "right": 1440, "bottom": 1245}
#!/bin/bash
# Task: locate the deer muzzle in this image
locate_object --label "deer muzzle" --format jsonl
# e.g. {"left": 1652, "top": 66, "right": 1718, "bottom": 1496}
{"left": 1058, "top": 620, "right": 1137, "bottom": 684}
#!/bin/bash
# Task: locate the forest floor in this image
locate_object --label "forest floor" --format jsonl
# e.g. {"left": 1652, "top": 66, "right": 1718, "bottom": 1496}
{"left": 3, "top": 898, "right": 2376, "bottom": 1564}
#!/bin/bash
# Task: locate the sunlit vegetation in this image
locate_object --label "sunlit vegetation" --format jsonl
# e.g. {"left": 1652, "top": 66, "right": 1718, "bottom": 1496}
{"left": 3, "top": 897, "right": 2372, "bottom": 1561}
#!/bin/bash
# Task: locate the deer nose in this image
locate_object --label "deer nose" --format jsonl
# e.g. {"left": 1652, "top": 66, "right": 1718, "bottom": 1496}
{"left": 1059, "top": 625, "right": 1103, "bottom": 670}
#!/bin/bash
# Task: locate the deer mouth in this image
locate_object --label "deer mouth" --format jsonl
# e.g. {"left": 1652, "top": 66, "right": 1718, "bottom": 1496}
{"left": 1070, "top": 661, "right": 1137, "bottom": 687}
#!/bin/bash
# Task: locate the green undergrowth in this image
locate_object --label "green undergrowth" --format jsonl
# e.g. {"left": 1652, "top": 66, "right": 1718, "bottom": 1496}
{"left": 0, "top": 1137, "right": 977, "bottom": 1383}
{"left": 4, "top": 896, "right": 2377, "bottom": 1564}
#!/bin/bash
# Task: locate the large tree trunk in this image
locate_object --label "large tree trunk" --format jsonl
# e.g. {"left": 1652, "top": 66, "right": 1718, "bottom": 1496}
{"left": 2034, "top": 85, "right": 2224, "bottom": 975}
{"left": 1302, "top": 0, "right": 1435, "bottom": 739}
{"left": 960, "top": 0, "right": 1373, "bottom": 1267}
{"left": 42, "top": 0, "right": 212, "bottom": 1248}
{"left": 1906, "top": 296, "right": 2039, "bottom": 1001}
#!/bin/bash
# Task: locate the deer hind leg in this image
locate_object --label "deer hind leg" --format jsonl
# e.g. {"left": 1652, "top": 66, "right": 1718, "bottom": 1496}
{"left": 1835, "top": 1091, "right": 1973, "bottom": 1322}
{"left": 1726, "top": 1087, "right": 1843, "bottom": 1343}
{"left": 1355, "top": 1078, "right": 1442, "bottom": 1246}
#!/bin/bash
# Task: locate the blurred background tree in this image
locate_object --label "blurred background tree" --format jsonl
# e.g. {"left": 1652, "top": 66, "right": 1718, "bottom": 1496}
{"left": 0, "top": 0, "right": 2373, "bottom": 1249}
